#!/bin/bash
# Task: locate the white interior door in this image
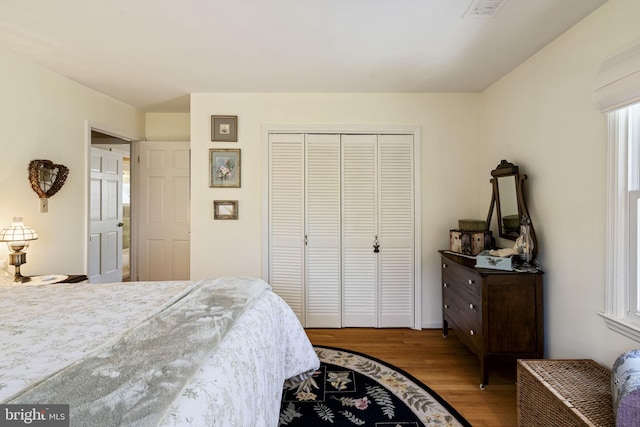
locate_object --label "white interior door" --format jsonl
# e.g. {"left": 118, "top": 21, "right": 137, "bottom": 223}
{"left": 341, "top": 134, "right": 379, "bottom": 327}
{"left": 268, "top": 133, "right": 305, "bottom": 322}
{"left": 137, "top": 141, "right": 190, "bottom": 281}
{"left": 378, "top": 135, "right": 414, "bottom": 327}
{"left": 305, "top": 134, "right": 341, "bottom": 327}
{"left": 89, "top": 147, "right": 123, "bottom": 283}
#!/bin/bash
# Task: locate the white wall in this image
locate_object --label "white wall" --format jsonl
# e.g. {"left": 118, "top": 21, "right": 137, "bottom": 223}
{"left": 190, "top": 93, "right": 482, "bottom": 326}
{"left": 0, "top": 47, "right": 144, "bottom": 276}
{"left": 145, "top": 113, "right": 190, "bottom": 141}
{"left": 482, "top": 0, "right": 640, "bottom": 366}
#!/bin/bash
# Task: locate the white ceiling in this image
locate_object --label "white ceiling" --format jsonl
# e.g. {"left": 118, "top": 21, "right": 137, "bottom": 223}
{"left": 0, "top": 0, "right": 608, "bottom": 112}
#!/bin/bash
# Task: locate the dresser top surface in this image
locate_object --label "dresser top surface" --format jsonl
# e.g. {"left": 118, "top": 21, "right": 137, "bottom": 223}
{"left": 439, "top": 250, "right": 544, "bottom": 276}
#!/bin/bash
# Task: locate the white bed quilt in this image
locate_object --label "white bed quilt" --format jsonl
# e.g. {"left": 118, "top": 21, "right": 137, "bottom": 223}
{"left": 0, "top": 277, "right": 319, "bottom": 426}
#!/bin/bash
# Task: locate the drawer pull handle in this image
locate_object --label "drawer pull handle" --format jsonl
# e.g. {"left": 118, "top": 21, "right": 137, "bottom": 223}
{"left": 443, "top": 283, "right": 448, "bottom": 288}
{"left": 468, "top": 279, "right": 474, "bottom": 285}
{"left": 444, "top": 304, "right": 449, "bottom": 309}
{"left": 469, "top": 303, "right": 475, "bottom": 309}
{"left": 443, "top": 263, "right": 447, "bottom": 269}
{"left": 470, "top": 329, "right": 475, "bottom": 336}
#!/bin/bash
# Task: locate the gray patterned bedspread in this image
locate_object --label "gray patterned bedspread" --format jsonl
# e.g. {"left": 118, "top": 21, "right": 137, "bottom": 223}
{"left": 0, "top": 277, "right": 319, "bottom": 426}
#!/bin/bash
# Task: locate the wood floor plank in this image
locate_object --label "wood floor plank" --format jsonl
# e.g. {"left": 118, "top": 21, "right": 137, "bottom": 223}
{"left": 305, "top": 328, "right": 518, "bottom": 427}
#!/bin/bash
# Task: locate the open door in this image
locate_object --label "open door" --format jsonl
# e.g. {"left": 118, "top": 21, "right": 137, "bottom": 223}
{"left": 88, "top": 147, "right": 123, "bottom": 283}
{"left": 136, "top": 141, "right": 190, "bottom": 281}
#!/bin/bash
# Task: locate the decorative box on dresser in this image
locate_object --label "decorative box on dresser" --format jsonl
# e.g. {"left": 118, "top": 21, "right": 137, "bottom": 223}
{"left": 439, "top": 250, "right": 544, "bottom": 388}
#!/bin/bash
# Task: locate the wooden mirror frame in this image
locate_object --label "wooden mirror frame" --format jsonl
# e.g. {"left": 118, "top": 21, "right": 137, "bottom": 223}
{"left": 486, "top": 160, "right": 538, "bottom": 260}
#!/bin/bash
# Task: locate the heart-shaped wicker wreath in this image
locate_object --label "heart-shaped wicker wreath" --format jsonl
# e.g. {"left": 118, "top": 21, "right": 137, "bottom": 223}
{"left": 28, "top": 159, "right": 69, "bottom": 198}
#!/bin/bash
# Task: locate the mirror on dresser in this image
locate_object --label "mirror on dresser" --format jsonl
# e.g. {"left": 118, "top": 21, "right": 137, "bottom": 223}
{"left": 486, "top": 159, "right": 538, "bottom": 261}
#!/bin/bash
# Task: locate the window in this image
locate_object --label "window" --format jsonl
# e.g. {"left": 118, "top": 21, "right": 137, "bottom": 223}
{"left": 601, "top": 102, "right": 640, "bottom": 340}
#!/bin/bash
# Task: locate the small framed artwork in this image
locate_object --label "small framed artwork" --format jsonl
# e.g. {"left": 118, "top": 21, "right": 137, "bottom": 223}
{"left": 209, "top": 149, "right": 241, "bottom": 188}
{"left": 213, "top": 200, "right": 238, "bottom": 220}
{"left": 211, "top": 115, "right": 238, "bottom": 142}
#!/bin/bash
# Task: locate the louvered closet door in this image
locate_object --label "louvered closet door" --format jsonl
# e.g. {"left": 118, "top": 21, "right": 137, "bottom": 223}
{"left": 268, "top": 131, "right": 416, "bottom": 328}
{"left": 378, "top": 135, "right": 414, "bottom": 327}
{"left": 305, "top": 134, "right": 341, "bottom": 327}
{"left": 269, "top": 133, "right": 305, "bottom": 322}
{"left": 341, "top": 134, "right": 379, "bottom": 327}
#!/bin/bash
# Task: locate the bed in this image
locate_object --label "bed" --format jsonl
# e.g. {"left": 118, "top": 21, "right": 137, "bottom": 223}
{"left": 0, "top": 276, "right": 319, "bottom": 426}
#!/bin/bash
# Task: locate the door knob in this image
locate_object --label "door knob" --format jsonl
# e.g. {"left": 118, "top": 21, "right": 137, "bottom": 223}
{"left": 117, "top": 223, "right": 124, "bottom": 227}
{"left": 373, "top": 235, "right": 380, "bottom": 253}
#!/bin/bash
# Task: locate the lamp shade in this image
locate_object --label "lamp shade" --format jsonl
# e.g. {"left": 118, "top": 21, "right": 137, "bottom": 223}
{"left": 0, "top": 217, "right": 38, "bottom": 242}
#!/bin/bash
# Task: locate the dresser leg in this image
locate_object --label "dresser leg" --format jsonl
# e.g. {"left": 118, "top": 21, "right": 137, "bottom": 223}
{"left": 480, "top": 356, "right": 488, "bottom": 389}
{"left": 442, "top": 319, "right": 448, "bottom": 338}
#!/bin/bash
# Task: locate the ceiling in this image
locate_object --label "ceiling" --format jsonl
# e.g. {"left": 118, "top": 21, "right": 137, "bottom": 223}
{"left": 0, "top": 0, "right": 608, "bottom": 113}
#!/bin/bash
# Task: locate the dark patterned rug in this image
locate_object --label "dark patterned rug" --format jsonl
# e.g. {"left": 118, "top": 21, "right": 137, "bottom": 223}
{"left": 279, "top": 346, "right": 471, "bottom": 426}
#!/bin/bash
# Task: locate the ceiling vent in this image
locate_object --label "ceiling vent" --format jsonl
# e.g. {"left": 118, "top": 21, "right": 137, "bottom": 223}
{"left": 463, "top": 0, "right": 507, "bottom": 18}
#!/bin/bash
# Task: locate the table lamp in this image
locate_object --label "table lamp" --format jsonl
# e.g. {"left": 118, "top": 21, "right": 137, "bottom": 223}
{"left": 0, "top": 217, "right": 38, "bottom": 282}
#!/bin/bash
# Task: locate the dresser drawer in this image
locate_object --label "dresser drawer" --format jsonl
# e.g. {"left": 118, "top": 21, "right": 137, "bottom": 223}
{"left": 442, "top": 259, "right": 481, "bottom": 298}
{"left": 443, "top": 277, "right": 481, "bottom": 311}
{"left": 443, "top": 299, "right": 482, "bottom": 351}
{"left": 444, "top": 290, "right": 481, "bottom": 326}
{"left": 443, "top": 291, "right": 482, "bottom": 346}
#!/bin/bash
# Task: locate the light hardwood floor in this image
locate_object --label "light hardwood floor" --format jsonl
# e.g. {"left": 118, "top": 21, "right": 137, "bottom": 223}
{"left": 305, "top": 328, "right": 518, "bottom": 427}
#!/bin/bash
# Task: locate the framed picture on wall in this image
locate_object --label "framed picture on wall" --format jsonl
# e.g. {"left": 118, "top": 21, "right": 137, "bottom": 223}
{"left": 213, "top": 200, "right": 238, "bottom": 220}
{"left": 211, "top": 115, "right": 238, "bottom": 142}
{"left": 209, "top": 148, "right": 241, "bottom": 188}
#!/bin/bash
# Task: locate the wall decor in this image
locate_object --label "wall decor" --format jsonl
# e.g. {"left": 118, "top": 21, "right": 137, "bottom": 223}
{"left": 211, "top": 115, "right": 238, "bottom": 142}
{"left": 28, "top": 159, "right": 69, "bottom": 198}
{"left": 209, "top": 149, "right": 241, "bottom": 188}
{"left": 213, "top": 200, "right": 238, "bottom": 220}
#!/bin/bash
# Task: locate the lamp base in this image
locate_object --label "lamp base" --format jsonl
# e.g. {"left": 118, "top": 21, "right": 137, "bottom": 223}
{"left": 8, "top": 252, "right": 30, "bottom": 283}
{"left": 13, "top": 272, "right": 31, "bottom": 283}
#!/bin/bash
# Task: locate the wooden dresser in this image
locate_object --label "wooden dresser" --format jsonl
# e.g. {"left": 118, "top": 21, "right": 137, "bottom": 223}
{"left": 440, "top": 250, "right": 544, "bottom": 388}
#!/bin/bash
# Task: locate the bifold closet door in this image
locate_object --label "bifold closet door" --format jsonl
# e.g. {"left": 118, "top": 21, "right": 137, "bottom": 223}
{"left": 378, "top": 134, "right": 414, "bottom": 327}
{"left": 269, "top": 132, "right": 414, "bottom": 328}
{"left": 268, "top": 133, "right": 305, "bottom": 322}
{"left": 341, "top": 134, "right": 379, "bottom": 326}
{"left": 305, "top": 134, "right": 341, "bottom": 327}
{"left": 341, "top": 134, "right": 414, "bottom": 327}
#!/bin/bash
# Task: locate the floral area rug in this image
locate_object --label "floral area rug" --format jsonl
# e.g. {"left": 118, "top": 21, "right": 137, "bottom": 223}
{"left": 279, "top": 346, "right": 471, "bottom": 426}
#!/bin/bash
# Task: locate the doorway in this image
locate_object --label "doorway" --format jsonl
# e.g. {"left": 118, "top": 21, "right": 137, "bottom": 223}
{"left": 90, "top": 130, "right": 132, "bottom": 282}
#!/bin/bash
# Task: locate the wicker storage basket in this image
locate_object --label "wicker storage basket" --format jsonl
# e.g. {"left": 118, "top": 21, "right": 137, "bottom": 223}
{"left": 517, "top": 359, "right": 614, "bottom": 427}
